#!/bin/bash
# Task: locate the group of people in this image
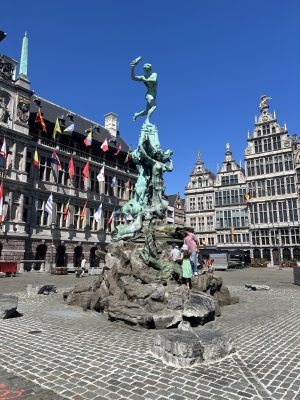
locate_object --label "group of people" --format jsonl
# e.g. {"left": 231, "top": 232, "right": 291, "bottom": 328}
{"left": 167, "top": 228, "right": 214, "bottom": 289}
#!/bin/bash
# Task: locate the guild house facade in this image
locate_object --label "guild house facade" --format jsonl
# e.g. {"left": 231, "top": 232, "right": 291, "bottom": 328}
{"left": 185, "top": 97, "right": 300, "bottom": 265}
{"left": 0, "top": 34, "right": 138, "bottom": 270}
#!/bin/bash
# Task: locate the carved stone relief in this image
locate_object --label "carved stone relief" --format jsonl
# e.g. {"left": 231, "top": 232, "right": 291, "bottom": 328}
{"left": 0, "top": 90, "right": 12, "bottom": 124}
{"left": 17, "top": 96, "right": 30, "bottom": 124}
{"left": 0, "top": 57, "right": 14, "bottom": 81}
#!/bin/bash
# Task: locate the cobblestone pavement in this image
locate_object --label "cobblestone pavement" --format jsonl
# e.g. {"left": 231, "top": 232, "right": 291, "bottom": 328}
{"left": 0, "top": 268, "right": 299, "bottom": 400}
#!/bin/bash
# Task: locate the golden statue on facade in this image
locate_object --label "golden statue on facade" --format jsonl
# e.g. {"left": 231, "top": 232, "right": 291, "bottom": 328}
{"left": 259, "top": 95, "right": 272, "bottom": 110}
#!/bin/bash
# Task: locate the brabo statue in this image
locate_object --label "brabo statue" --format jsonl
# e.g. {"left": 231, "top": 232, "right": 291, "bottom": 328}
{"left": 113, "top": 57, "right": 173, "bottom": 242}
{"left": 131, "top": 56, "right": 157, "bottom": 124}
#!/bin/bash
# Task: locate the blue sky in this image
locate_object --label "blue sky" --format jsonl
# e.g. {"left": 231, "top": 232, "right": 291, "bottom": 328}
{"left": 1, "top": 1, "right": 300, "bottom": 195}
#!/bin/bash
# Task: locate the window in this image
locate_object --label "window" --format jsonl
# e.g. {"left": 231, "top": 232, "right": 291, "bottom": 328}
{"left": 118, "top": 179, "right": 126, "bottom": 199}
{"left": 36, "top": 199, "right": 49, "bottom": 226}
{"left": 266, "top": 179, "right": 275, "bottom": 196}
{"left": 57, "top": 162, "right": 69, "bottom": 186}
{"left": 261, "top": 230, "right": 269, "bottom": 245}
{"left": 198, "top": 216, "right": 205, "bottom": 231}
{"left": 278, "top": 201, "right": 288, "bottom": 222}
{"left": 286, "top": 176, "right": 295, "bottom": 194}
{"left": 254, "top": 139, "right": 262, "bottom": 153}
{"left": 291, "top": 229, "right": 300, "bottom": 244}
{"left": 274, "top": 155, "right": 283, "bottom": 172}
{"left": 284, "top": 154, "right": 293, "bottom": 170}
{"left": 75, "top": 166, "right": 84, "bottom": 190}
{"left": 269, "top": 201, "right": 277, "bottom": 223}
{"left": 246, "top": 160, "right": 255, "bottom": 177}
{"left": 221, "top": 175, "right": 238, "bottom": 186}
{"left": 207, "top": 215, "right": 213, "bottom": 230}
{"left": 197, "top": 197, "right": 204, "bottom": 211}
{"left": 73, "top": 205, "right": 85, "bottom": 230}
{"left": 262, "top": 124, "right": 270, "bottom": 135}
{"left": 257, "top": 180, "right": 266, "bottom": 197}
{"left": 288, "top": 199, "right": 298, "bottom": 222}
{"left": 263, "top": 137, "right": 272, "bottom": 152}
{"left": 259, "top": 203, "right": 268, "bottom": 223}
{"left": 56, "top": 202, "right": 68, "bottom": 228}
{"left": 255, "top": 158, "right": 264, "bottom": 175}
{"left": 39, "top": 156, "right": 52, "bottom": 183}
{"left": 190, "top": 217, "right": 197, "bottom": 230}
{"left": 206, "top": 196, "right": 213, "bottom": 210}
{"left": 250, "top": 203, "right": 258, "bottom": 224}
{"left": 280, "top": 229, "right": 290, "bottom": 245}
{"left": 273, "top": 136, "right": 281, "bottom": 150}
{"left": 217, "top": 234, "right": 224, "bottom": 244}
{"left": 252, "top": 231, "right": 260, "bottom": 245}
{"left": 265, "top": 156, "right": 273, "bottom": 174}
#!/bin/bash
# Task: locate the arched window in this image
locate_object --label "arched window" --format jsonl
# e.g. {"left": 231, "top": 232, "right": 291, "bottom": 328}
{"left": 253, "top": 248, "right": 260, "bottom": 259}
{"left": 293, "top": 247, "right": 300, "bottom": 261}
{"left": 262, "top": 248, "right": 271, "bottom": 261}
{"left": 282, "top": 248, "right": 291, "bottom": 261}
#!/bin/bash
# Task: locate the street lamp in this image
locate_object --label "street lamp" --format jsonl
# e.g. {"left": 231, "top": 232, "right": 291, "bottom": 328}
{"left": 0, "top": 31, "right": 7, "bottom": 42}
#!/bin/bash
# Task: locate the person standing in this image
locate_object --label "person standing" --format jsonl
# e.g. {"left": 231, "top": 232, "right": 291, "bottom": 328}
{"left": 80, "top": 255, "right": 87, "bottom": 277}
{"left": 179, "top": 244, "right": 193, "bottom": 289}
{"left": 184, "top": 229, "right": 200, "bottom": 276}
{"left": 167, "top": 243, "right": 181, "bottom": 263}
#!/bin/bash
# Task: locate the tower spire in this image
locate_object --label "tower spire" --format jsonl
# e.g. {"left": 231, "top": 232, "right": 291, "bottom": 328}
{"left": 19, "top": 32, "right": 28, "bottom": 78}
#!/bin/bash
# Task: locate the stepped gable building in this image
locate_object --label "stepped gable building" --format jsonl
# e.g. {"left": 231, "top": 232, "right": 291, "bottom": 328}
{"left": 185, "top": 152, "right": 216, "bottom": 247}
{"left": 244, "top": 97, "right": 299, "bottom": 264}
{"left": 165, "top": 193, "right": 185, "bottom": 225}
{"left": 215, "top": 143, "right": 249, "bottom": 251}
{"left": 0, "top": 34, "right": 137, "bottom": 270}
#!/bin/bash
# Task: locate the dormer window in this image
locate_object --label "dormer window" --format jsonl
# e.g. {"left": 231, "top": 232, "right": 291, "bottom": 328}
{"left": 262, "top": 124, "right": 270, "bottom": 135}
{"left": 226, "top": 162, "right": 232, "bottom": 172}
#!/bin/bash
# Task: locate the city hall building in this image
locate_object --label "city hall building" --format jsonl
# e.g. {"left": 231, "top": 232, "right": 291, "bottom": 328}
{"left": 185, "top": 98, "right": 300, "bottom": 265}
{"left": 0, "top": 34, "right": 138, "bottom": 270}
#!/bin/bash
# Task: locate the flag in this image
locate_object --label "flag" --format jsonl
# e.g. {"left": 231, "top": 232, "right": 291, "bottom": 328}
{"left": 69, "top": 157, "right": 75, "bottom": 179}
{"left": 50, "top": 150, "right": 62, "bottom": 171}
{"left": 202, "top": 239, "right": 206, "bottom": 246}
{"left": 33, "top": 149, "right": 39, "bottom": 169}
{"left": 82, "top": 161, "right": 89, "bottom": 180}
{"left": 45, "top": 194, "right": 53, "bottom": 215}
{"left": 94, "top": 203, "right": 102, "bottom": 223}
{"left": 84, "top": 131, "right": 92, "bottom": 147}
{"left": 245, "top": 193, "right": 251, "bottom": 203}
{"left": 63, "top": 123, "right": 75, "bottom": 135}
{"left": 111, "top": 176, "right": 117, "bottom": 188}
{"left": 0, "top": 138, "right": 7, "bottom": 157}
{"left": 52, "top": 117, "right": 62, "bottom": 140}
{"left": 35, "top": 108, "right": 47, "bottom": 133}
{"left": 97, "top": 166, "right": 105, "bottom": 183}
{"left": 0, "top": 181, "right": 3, "bottom": 223}
{"left": 114, "top": 144, "right": 122, "bottom": 156}
{"left": 81, "top": 201, "right": 87, "bottom": 221}
{"left": 101, "top": 138, "right": 109, "bottom": 152}
{"left": 124, "top": 148, "right": 131, "bottom": 163}
{"left": 63, "top": 198, "right": 70, "bottom": 221}
{"left": 125, "top": 179, "right": 132, "bottom": 191}
{"left": 107, "top": 210, "right": 114, "bottom": 224}
{"left": 231, "top": 227, "right": 235, "bottom": 242}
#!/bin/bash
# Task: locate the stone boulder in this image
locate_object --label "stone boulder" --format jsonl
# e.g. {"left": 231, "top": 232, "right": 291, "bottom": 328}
{"left": 65, "top": 240, "right": 238, "bottom": 329}
{"left": 152, "top": 327, "right": 235, "bottom": 367}
{"left": 182, "top": 293, "right": 215, "bottom": 326}
{"left": 0, "top": 295, "right": 18, "bottom": 319}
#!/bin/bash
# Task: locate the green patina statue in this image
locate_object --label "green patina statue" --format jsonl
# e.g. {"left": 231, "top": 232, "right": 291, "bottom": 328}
{"left": 114, "top": 57, "right": 173, "bottom": 244}
{"left": 113, "top": 57, "right": 180, "bottom": 280}
{"left": 131, "top": 56, "right": 157, "bottom": 124}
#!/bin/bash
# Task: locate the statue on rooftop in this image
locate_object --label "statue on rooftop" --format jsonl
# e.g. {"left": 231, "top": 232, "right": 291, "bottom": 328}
{"left": 131, "top": 56, "right": 157, "bottom": 124}
{"left": 259, "top": 95, "right": 272, "bottom": 110}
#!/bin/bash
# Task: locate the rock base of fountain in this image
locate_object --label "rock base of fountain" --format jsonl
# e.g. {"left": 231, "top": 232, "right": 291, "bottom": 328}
{"left": 65, "top": 240, "right": 238, "bottom": 329}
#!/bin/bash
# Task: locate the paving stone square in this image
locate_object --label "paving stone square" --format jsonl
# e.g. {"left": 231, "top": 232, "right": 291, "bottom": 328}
{"left": 0, "top": 268, "right": 299, "bottom": 400}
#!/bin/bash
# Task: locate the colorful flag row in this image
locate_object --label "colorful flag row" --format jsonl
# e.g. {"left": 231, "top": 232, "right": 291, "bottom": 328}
{"left": 32, "top": 150, "right": 130, "bottom": 187}
{"left": 34, "top": 110, "right": 128, "bottom": 158}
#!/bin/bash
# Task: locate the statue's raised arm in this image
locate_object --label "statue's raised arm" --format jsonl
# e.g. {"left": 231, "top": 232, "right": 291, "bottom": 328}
{"left": 131, "top": 56, "right": 158, "bottom": 125}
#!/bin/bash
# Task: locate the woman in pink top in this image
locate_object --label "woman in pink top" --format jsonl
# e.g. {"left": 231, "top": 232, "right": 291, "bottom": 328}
{"left": 183, "top": 229, "right": 200, "bottom": 276}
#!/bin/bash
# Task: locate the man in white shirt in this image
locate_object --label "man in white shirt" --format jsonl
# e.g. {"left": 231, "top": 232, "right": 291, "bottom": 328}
{"left": 168, "top": 244, "right": 181, "bottom": 263}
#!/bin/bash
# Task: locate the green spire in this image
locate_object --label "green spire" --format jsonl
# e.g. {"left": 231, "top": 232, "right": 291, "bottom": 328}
{"left": 19, "top": 32, "right": 28, "bottom": 78}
